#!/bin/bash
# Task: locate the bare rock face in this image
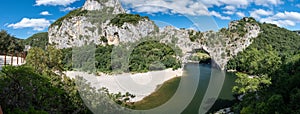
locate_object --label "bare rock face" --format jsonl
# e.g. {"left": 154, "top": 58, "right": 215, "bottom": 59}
{"left": 82, "top": 0, "right": 125, "bottom": 14}
{"left": 160, "top": 17, "right": 261, "bottom": 70}
{"left": 48, "top": 0, "right": 157, "bottom": 49}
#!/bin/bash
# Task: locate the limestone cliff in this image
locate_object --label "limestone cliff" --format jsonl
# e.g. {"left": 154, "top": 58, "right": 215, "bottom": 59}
{"left": 160, "top": 17, "right": 260, "bottom": 70}
{"left": 48, "top": 0, "right": 157, "bottom": 49}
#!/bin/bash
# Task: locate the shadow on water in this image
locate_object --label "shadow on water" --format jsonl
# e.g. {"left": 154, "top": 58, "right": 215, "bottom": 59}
{"left": 182, "top": 63, "right": 237, "bottom": 114}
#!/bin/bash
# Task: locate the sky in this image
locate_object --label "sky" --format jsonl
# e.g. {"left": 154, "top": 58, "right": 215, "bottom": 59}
{"left": 1, "top": 0, "right": 300, "bottom": 39}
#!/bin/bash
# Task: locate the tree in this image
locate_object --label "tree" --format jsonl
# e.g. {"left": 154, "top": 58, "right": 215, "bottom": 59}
{"left": 232, "top": 73, "right": 271, "bottom": 95}
{"left": 25, "top": 47, "right": 48, "bottom": 73}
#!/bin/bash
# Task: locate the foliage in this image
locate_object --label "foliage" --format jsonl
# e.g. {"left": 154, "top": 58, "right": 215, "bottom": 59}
{"left": 95, "top": 45, "right": 114, "bottom": 73}
{"left": 23, "top": 32, "right": 48, "bottom": 50}
{"left": 129, "top": 41, "right": 181, "bottom": 72}
{"left": 61, "top": 41, "right": 182, "bottom": 74}
{"left": 232, "top": 73, "right": 271, "bottom": 94}
{"left": 0, "top": 30, "right": 24, "bottom": 54}
{"left": 188, "top": 30, "right": 203, "bottom": 42}
{"left": 227, "top": 45, "right": 281, "bottom": 75}
{"left": 61, "top": 48, "right": 73, "bottom": 70}
{"left": 26, "top": 46, "right": 63, "bottom": 74}
{"left": 0, "top": 65, "right": 91, "bottom": 113}
{"left": 230, "top": 17, "right": 257, "bottom": 37}
{"left": 228, "top": 19, "right": 300, "bottom": 113}
{"left": 189, "top": 52, "right": 211, "bottom": 64}
{"left": 227, "top": 21, "right": 300, "bottom": 75}
{"left": 233, "top": 58, "right": 300, "bottom": 113}
{"left": 110, "top": 14, "right": 149, "bottom": 27}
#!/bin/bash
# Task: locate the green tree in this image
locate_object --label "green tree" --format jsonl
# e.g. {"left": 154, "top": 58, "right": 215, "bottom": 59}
{"left": 232, "top": 73, "right": 271, "bottom": 94}
{"left": 25, "top": 47, "right": 48, "bottom": 73}
{"left": 0, "top": 66, "right": 90, "bottom": 113}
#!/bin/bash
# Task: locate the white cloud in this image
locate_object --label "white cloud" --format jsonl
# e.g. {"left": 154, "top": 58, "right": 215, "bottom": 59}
{"left": 35, "top": 0, "right": 78, "bottom": 6}
{"left": 250, "top": 9, "right": 273, "bottom": 19}
{"left": 40, "top": 11, "right": 52, "bottom": 15}
{"left": 133, "top": 6, "right": 170, "bottom": 14}
{"left": 236, "top": 12, "right": 246, "bottom": 17}
{"left": 120, "top": 0, "right": 235, "bottom": 20}
{"left": 200, "top": 0, "right": 282, "bottom": 7}
{"left": 7, "top": 18, "right": 50, "bottom": 31}
{"left": 224, "top": 11, "right": 235, "bottom": 15}
{"left": 120, "top": 0, "right": 283, "bottom": 20}
{"left": 296, "top": 4, "right": 300, "bottom": 8}
{"left": 60, "top": 7, "right": 77, "bottom": 12}
{"left": 219, "top": 0, "right": 249, "bottom": 7}
{"left": 121, "top": 0, "right": 210, "bottom": 16}
{"left": 253, "top": 0, "right": 283, "bottom": 6}
{"left": 259, "top": 11, "right": 300, "bottom": 27}
{"left": 223, "top": 6, "right": 236, "bottom": 11}
{"left": 210, "top": 11, "right": 231, "bottom": 20}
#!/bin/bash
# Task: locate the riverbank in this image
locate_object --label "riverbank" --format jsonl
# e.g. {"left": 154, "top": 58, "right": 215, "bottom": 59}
{"left": 65, "top": 68, "right": 183, "bottom": 102}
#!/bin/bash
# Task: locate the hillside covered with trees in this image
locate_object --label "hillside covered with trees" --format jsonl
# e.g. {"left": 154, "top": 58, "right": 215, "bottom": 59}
{"left": 23, "top": 32, "right": 48, "bottom": 50}
{"left": 227, "top": 22, "right": 300, "bottom": 113}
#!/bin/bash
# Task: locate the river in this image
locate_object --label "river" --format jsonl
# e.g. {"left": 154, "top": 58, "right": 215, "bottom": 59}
{"left": 181, "top": 63, "right": 237, "bottom": 113}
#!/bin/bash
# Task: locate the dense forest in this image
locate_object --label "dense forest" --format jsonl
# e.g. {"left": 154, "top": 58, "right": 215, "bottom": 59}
{"left": 23, "top": 32, "right": 48, "bottom": 50}
{"left": 227, "top": 21, "right": 300, "bottom": 113}
{"left": 0, "top": 30, "right": 24, "bottom": 54}
{"left": 62, "top": 40, "right": 181, "bottom": 73}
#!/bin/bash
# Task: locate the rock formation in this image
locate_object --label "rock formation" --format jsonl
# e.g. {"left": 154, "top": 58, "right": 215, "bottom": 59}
{"left": 48, "top": 0, "right": 261, "bottom": 70}
{"left": 48, "top": 0, "right": 157, "bottom": 49}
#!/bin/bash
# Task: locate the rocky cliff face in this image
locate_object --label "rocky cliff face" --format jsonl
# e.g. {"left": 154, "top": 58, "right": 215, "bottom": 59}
{"left": 160, "top": 17, "right": 260, "bottom": 70}
{"left": 48, "top": 0, "right": 157, "bottom": 49}
{"left": 82, "top": 0, "right": 125, "bottom": 14}
{"left": 48, "top": 0, "right": 260, "bottom": 70}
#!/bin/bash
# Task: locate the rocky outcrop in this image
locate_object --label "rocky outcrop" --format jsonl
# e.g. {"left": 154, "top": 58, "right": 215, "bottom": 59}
{"left": 82, "top": 0, "right": 125, "bottom": 14}
{"left": 48, "top": 0, "right": 157, "bottom": 49}
{"left": 159, "top": 17, "right": 260, "bottom": 70}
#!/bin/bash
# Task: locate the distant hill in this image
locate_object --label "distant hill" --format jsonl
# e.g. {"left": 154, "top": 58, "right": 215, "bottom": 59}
{"left": 23, "top": 32, "right": 48, "bottom": 50}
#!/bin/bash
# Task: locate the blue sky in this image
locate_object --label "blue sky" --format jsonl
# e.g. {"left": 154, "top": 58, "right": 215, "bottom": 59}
{"left": 1, "top": 0, "right": 300, "bottom": 39}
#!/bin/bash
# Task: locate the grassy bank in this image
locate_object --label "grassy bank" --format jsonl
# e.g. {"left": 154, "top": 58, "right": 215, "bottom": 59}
{"left": 133, "top": 77, "right": 181, "bottom": 110}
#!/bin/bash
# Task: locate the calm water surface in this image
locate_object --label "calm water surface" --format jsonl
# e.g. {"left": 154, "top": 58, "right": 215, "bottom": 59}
{"left": 180, "top": 63, "right": 237, "bottom": 114}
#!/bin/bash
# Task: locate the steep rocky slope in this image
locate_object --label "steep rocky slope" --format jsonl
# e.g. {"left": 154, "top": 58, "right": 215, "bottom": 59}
{"left": 48, "top": 0, "right": 260, "bottom": 70}
{"left": 49, "top": 0, "right": 157, "bottom": 49}
{"left": 160, "top": 17, "right": 260, "bottom": 69}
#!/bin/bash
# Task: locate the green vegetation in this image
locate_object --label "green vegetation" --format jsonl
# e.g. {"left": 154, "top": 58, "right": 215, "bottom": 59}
{"left": 0, "top": 46, "right": 137, "bottom": 113}
{"left": 60, "top": 40, "right": 181, "bottom": 74}
{"left": 232, "top": 73, "right": 271, "bottom": 94}
{"left": 189, "top": 49, "right": 211, "bottom": 63}
{"left": 133, "top": 77, "right": 181, "bottom": 110}
{"left": 230, "top": 17, "right": 257, "bottom": 37}
{"left": 226, "top": 19, "right": 300, "bottom": 113}
{"left": 0, "top": 46, "right": 91, "bottom": 113}
{"left": 0, "top": 65, "right": 90, "bottom": 113}
{"left": 0, "top": 30, "right": 24, "bottom": 54}
{"left": 23, "top": 32, "right": 48, "bottom": 50}
{"left": 227, "top": 22, "right": 300, "bottom": 75}
{"left": 227, "top": 45, "right": 281, "bottom": 75}
{"left": 51, "top": 8, "right": 88, "bottom": 28}
{"left": 110, "top": 14, "right": 149, "bottom": 27}
{"left": 129, "top": 41, "right": 181, "bottom": 72}
{"left": 188, "top": 30, "right": 203, "bottom": 42}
